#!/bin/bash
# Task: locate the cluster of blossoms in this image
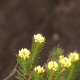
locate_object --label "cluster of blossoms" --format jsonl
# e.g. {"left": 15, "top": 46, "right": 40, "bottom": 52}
{"left": 59, "top": 52, "right": 79, "bottom": 68}
{"left": 18, "top": 48, "right": 30, "bottom": 60}
{"left": 34, "top": 65, "right": 45, "bottom": 73}
{"left": 48, "top": 61, "right": 58, "bottom": 71}
{"left": 34, "top": 34, "right": 45, "bottom": 43}
{"left": 59, "top": 55, "right": 71, "bottom": 68}
{"left": 34, "top": 52, "right": 79, "bottom": 74}
{"left": 68, "top": 52, "right": 79, "bottom": 62}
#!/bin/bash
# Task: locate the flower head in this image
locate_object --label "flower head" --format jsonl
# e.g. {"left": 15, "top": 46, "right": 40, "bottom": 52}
{"left": 48, "top": 61, "right": 58, "bottom": 71}
{"left": 59, "top": 55, "right": 71, "bottom": 68}
{"left": 69, "top": 52, "right": 79, "bottom": 62}
{"left": 18, "top": 48, "right": 30, "bottom": 60}
{"left": 59, "top": 55, "right": 64, "bottom": 59}
{"left": 34, "top": 65, "right": 45, "bottom": 73}
{"left": 34, "top": 34, "right": 45, "bottom": 43}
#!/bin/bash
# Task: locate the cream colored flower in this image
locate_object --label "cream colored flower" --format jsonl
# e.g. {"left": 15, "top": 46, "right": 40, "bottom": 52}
{"left": 48, "top": 61, "right": 58, "bottom": 71}
{"left": 69, "top": 52, "right": 79, "bottom": 62}
{"left": 34, "top": 65, "right": 45, "bottom": 73}
{"left": 34, "top": 34, "right": 45, "bottom": 43}
{"left": 59, "top": 56, "right": 71, "bottom": 68}
{"left": 18, "top": 48, "right": 30, "bottom": 60}
{"left": 59, "top": 55, "right": 64, "bottom": 59}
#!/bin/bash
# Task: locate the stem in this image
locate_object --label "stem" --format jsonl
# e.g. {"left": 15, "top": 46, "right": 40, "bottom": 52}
{"left": 30, "top": 46, "right": 38, "bottom": 68}
{"left": 23, "top": 59, "right": 28, "bottom": 79}
{"left": 36, "top": 73, "right": 39, "bottom": 80}
{"left": 67, "top": 65, "right": 74, "bottom": 80}
{"left": 55, "top": 68, "right": 65, "bottom": 80}
{"left": 49, "top": 71, "right": 53, "bottom": 80}
{"left": 3, "top": 62, "right": 18, "bottom": 80}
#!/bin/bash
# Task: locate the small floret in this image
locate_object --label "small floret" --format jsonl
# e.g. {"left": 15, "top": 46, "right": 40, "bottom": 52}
{"left": 18, "top": 48, "right": 30, "bottom": 60}
{"left": 69, "top": 52, "right": 79, "bottom": 62}
{"left": 59, "top": 55, "right": 64, "bottom": 59}
{"left": 59, "top": 55, "right": 71, "bottom": 68}
{"left": 48, "top": 61, "right": 58, "bottom": 71}
{"left": 34, "top": 34, "right": 45, "bottom": 43}
{"left": 34, "top": 65, "right": 45, "bottom": 73}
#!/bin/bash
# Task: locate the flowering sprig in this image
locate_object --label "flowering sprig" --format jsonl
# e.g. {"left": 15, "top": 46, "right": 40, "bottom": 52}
{"left": 30, "top": 34, "right": 45, "bottom": 69}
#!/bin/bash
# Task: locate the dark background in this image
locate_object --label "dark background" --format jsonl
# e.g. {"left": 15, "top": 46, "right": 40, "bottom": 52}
{"left": 0, "top": 0, "right": 80, "bottom": 80}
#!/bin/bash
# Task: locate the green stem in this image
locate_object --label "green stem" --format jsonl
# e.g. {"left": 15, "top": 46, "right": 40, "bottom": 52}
{"left": 22, "top": 59, "right": 28, "bottom": 80}
{"left": 36, "top": 73, "right": 39, "bottom": 80}
{"left": 40, "top": 74, "right": 44, "bottom": 80}
{"left": 67, "top": 65, "right": 74, "bottom": 80}
{"left": 49, "top": 71, "right": 53, "bottom": 80}
{"left": 55, "top": 68, "right": 65, "bottom": 80}
{"left": 23, "top": 59, "right": 26, "bottom": 76}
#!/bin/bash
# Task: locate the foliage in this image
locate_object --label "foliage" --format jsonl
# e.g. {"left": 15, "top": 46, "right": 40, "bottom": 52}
{"left": 16, "top": 33, "right": 80, "bottom": 80}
